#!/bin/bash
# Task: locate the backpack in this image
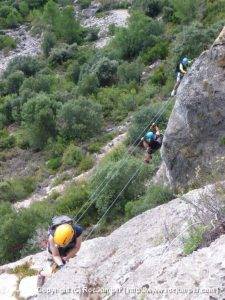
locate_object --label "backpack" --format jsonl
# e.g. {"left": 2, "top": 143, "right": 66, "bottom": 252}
{"left": 49, "top": 215, "right": 74, "bottom": 232}
{"left": 175, "top": 61, "right": 181, "bottom": 73}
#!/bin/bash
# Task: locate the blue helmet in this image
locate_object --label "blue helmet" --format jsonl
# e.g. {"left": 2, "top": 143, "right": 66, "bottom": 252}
{"left": 145, "top": 131, "right": 155, "bottom": 142}
{"left": 182, "top": 57, "right": 189, "bottom": 65}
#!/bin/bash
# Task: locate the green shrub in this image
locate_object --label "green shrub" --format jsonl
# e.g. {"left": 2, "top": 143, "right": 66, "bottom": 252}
{"left": 62, "top": 144, "right": 83, "bottom": 168}
{"left": 98, "top": 0, "right": 130, "bottom": 10}
{"left": 58, "top": 98, "right": 103, "bottom": 141}
{"left": 10, "top": 262, "right": 38, "bottom": 278}
{"left": 108, "top": 24, "right": 117, "bottom": 36}
{"left": 0, "top": 81, "right": 7, "bottom": 97}
{"left": 150, "top": 65, "right": 167, "bottom": 86}
{"left": 42, "top": 31, "right": 57, "bottom": 57}
{"left": 117, "top": 60, "right": 144, "bottom": 85}
{"left": 0, "top": 129, "right": 16, "bottom": 150}
{"left": 128, "top": 102, "right": 171, "bottom": 144}
{"left": 94, "top": 57, "right": 118, "bottom": 87}
{"left": 25, "top": 0, "right": 48, "bottom": 9}
{"left": 171, "top": 21, "right": 224, "bottom": 62}
{"left": 85, "top": 27, "right": 99, "bottom": 42}
{"left": 4, "top": 56, "right": 41, "bottom": 78}
{"left": 90, "top": 157, "right": 149, "bottom": 220}
{"left": 172, "top": 0, "right": 198, "bottom": 24}
{"left": 46, "top": 157, "right": 62, "bottom": 171}
{"left": 140, "top": 41, "right": 169, "bottom": 65}
{"left": 18, "top": 1, "right": 29, "bottom": 17}
{"left": 20, "top": 74, "right": 55, "bottom": 94}
{"left": 0, "top": 34, "right": 16, "bottom": 51}
{"left": 162, "top": 6, "right": 174, "bottom": 23}
{"left": 133, "top": 0, "right": 163, "bottom": 17}
{"left": 204, "top": 0, "right": 225, "bottom": 24}
{"left": 55, "top": 184, "right": 95, "bottom": 226}
{"left": 43, "top": 1, "right": 83, "bottom": 44}
{"left": 6, "top": 71, "right": 25, "bottom": 94}
{"left": 78, "top": 155, "right": 94, "bottom": 172}
{"left": 67, "top": 61, "right": 80, "bottom": 84}
{"left": 0, "top": 5, "right": 11, "bottom": 19}
{"left": 183, "top": 226, "right": 206, "bottom": 255}
{"left": 0, "top": 200, "right": 53, "bottom": 264}
{"left": 125, "top": 185, "right": 174, "bottom": 218}
{"left": 95, "top": 86, "right": 135, "bottom": 121}
{"left": 3, "top": 95, "right": 26, "bottom": 124}
{"left": 5, "top": 8, "right": 22, "bottom": 28}
{"left": 78, "top": 74, "right": 99, "bottom": 96}
{"left": 14, "top": 129, "right": 30, "bottom": 149}
{"left": 49, "top": 43, "right": 77, "bottom": 65}
{"left": 22, "top": 93, "right": 60, "bottom": 149}
{"left": 78, "top": 0, "right": 92, "bottom": 9}
{"left": 110, "top": 11, "right": 164, "bottom": 60}
{"left": 0, "top": 177, "right": 36, "bottom": 203}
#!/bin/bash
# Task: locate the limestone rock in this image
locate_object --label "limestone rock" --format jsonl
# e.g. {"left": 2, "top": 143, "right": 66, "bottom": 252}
{"left": 1, "top": 182, "right": 225, "bottom": 299}
{"left": 161, "top": 26, "right": 225, "bottom": 189}
{"left": 37, "top": 183, "right": 225, "bottom": 300}
{"left": 0, "top": 273, "right": 18, "bottom": 300}
{"left": 19, "top": 276, "right": 39, "bottom": 299}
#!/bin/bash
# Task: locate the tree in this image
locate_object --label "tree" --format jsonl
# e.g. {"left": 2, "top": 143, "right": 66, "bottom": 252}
{"left": 78, "top": 74, "right": 99, "bottom": 96}
{"left": 42, "top": 31, "right": 56, "bottom": 57}
{"left": 4, "top": 56, "right": 41, "bottom": 77}
{"left": 59, "top": 6, "right": 83, "bottom": 44}
{"left": 43, "top": 1, "right": 83, "bottom": 44}
{"left": 133, "top": 0, "right": 163, "bottom": 17}
{"left": 91, "top": 157, "right": 149, "bottom": 220}
{"left": 94, "top": 57, "right": 118, "bottom": 87}
{"left": 22, "top": 94, "right": 59, "bottom": 149}
{"left": 117, "top": 60, "right": 144, "bottom": 85}
{"left": 172, "top": 0, "right": 199, "bottom": 24}
{"left": 111, "top": 11, "right": 164, "bottom": 60}
{"left": 58, "top": 98, "right": 103, "bottom": 141}
{"left": 67, "top": 61, "right": 80, "bottom": 84}
{"left": 6, "top": 71, "right": 25, "bottom": 94}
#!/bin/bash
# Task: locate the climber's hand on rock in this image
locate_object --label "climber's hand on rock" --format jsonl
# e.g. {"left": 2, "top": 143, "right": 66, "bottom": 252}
{"left": 62, "top": 256, "right": 69, "bottom": 263}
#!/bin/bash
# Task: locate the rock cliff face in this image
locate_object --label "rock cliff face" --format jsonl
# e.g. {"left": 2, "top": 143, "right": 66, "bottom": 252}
{"left": 1, "top": 182, "right": 225, "bottom": 299}
{"left": 161, "top": 27, "right": 225, "bottom": 189}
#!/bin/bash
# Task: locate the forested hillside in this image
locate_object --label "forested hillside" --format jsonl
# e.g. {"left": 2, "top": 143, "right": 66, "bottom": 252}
{"left": 0, "top": 0, "right": 225, "bottom": 266}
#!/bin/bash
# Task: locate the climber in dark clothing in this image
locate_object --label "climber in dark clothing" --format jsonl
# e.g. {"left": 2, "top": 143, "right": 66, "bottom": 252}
{"left": 171, "top": 57, "right": 192, "bottom": 96}
{"left": 141, "top": 123, "right": 162, "bottom": 163}
{"left": 37, "top": 216, "right": 83, "bottom": 287}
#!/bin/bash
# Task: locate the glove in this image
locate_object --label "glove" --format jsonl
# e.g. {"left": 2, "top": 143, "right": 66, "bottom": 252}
{"left": 57, "top": 264, "right": 64, "bottom": 270}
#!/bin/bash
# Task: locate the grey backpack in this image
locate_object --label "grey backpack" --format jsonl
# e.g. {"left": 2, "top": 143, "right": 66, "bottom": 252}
{"left": 50, "top": 215, "right": 74, "bottom": 231}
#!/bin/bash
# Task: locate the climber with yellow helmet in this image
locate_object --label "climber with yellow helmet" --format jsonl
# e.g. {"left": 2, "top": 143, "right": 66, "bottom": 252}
{"left": 48, "top": 216, "right": 83, "bottom": 268}
{"left": 37, "top": 216, "right": 83, "bottom": 287}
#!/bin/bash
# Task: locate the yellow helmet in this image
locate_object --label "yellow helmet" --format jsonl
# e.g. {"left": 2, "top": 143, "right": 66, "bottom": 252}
{"left": 53, "top": 224, "right": 74, "bottom": 247}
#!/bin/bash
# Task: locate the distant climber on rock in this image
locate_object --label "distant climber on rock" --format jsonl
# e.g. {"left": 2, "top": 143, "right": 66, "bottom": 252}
{"left": 141, "top": 123, "right": 163, "bottom": 163}
{"left": 37, "top": 215, "right": 83, "bottom": 287}
{"left": 171, "top": 57, "right": 192, "bottom": 96}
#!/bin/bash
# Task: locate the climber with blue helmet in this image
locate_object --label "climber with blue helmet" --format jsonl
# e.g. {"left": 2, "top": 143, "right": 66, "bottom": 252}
{"left": 171, "top": 57, "right": 192, "bottom": 96}
{"left": 141, "top": 123, "right": 163, "bottom": 163}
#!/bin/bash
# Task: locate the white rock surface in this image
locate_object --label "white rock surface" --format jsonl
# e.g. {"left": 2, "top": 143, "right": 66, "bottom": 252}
{"left": 82, "top": 9, "right": 129, "bottom": 37}
{"left": 0, "top": 25, "right": 41, "bottom": 76}
{"left": 19, "top": 275, "right": 39, "bottom": 299}
{"left": 0, "top": 273, "right": 18, "bottom": 300}
{"left": 1, "top": 182, "right": 225, "bottom": 299}
{"left": 82, "top": 9, "right": 130, "bottom": 48}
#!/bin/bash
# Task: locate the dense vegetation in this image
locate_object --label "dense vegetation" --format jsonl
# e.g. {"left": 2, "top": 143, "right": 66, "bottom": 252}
{"left": 0, "top": 0, "right": 224, "bottom": 264}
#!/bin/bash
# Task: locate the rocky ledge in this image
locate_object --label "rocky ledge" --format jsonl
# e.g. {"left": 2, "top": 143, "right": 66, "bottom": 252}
{"left": 1, "top": 182, "right": 225, "bottom": 299}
